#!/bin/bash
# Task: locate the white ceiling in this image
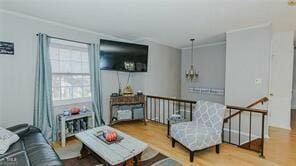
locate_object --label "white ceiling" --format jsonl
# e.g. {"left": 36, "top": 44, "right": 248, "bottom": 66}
{"left": 0, "top": 0, "right": 296, "bottom": 48}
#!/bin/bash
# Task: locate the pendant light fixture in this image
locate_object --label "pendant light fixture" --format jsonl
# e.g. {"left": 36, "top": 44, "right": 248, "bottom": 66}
{"left": 185, "top": 38, "right": 198, "bottom": 81}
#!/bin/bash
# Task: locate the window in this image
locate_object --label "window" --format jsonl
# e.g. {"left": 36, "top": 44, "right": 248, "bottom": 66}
{"left": 49, "top": 39, "right": 91, "bottom": 105}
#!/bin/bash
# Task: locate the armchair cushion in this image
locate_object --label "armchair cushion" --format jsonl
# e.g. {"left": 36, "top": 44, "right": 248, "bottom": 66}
{"left": 170, "top": 100, "right": 225, "bottom": 152}
{"left": 171, "top": 122, "right": 221, "bottom": 151}
{"left": 193, "top": 100, "right": 226, "bottom": 132}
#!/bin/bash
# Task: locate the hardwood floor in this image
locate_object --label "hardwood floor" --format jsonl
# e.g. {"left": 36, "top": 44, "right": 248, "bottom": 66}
{"left": 113, "top": 121, "right": 296, "bottom": 166}
{"left": 291, "top": 110, "right": 296, "bottom": 129}
{"left": 54, "top": 121, "right": 296, "bottom": 165}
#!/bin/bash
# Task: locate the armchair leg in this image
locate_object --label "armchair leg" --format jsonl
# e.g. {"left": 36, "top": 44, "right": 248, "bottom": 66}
{"left": 190, "top": 151, "right": 194, "bottom": 162}
{"left": 216, "top": 144, "right": 220, "bottom": 154}
{"left": 172, "top": 138, "right": 175, "bottom": 148}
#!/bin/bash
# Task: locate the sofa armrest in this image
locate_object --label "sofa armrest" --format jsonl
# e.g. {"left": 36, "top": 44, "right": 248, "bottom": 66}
{"left": 6, "top": 124, "right": 29, "bottom": 135}
{"left": 6, "top": 124, "right": 41, "bottom": 137}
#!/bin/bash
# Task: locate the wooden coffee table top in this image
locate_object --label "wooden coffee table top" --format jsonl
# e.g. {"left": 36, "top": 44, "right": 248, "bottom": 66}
{"left": 75, "top": 126, "right": 148, "bottom": 165}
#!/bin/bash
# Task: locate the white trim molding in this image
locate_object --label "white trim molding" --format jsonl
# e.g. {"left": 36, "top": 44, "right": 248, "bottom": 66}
{"left": 0, "top": 9, "right": 129, "bottom": 42}
{"left": 226, "top": 22, "right": 272, "bottom": 34}
{"left": 181, "top": 41, "right": 226, "bottom": 50}
{"left": 133, "top": 37, "right": 179, "bottom": 49}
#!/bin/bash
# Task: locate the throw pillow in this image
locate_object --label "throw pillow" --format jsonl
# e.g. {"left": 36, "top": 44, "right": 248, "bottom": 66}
{"left": 0, "top": 127, "right": 19, "bottom": 154}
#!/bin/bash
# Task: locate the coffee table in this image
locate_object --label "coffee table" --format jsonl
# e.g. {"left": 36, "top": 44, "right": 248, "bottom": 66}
{"left": 75, "top": 126, "right": 148, "bottom": 166}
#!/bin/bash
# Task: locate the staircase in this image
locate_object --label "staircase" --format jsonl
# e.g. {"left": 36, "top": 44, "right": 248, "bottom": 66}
{"left": 223, "top": 97, "right": 268, "bottom": 158}
{"left": 145, "top": 95, "right": 269, "bottom": 158}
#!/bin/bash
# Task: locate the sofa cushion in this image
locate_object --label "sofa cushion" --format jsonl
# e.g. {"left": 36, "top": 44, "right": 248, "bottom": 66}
{"left": 0, "top": 127, "right": 20, "bottom": 154}
{"left": 0, "top": 140, "right": 25, "bottom": 159}
{"left": 23, "top": 132, "right": 63, "bottom": 166}
{"left": 0, "top": 151, "right": 30, "bottom": 166}
{"left": 2, "top": 125, "right": 63, "bottom": 166}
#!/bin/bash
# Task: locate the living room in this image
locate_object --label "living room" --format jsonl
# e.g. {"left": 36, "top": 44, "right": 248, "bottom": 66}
{"left": 0, "top": 0, "right": 296, "bottom": 166}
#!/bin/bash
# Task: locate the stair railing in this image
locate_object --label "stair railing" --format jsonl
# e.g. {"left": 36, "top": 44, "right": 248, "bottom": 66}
{"left": 223, "top": 97, "right": 268, "bottom": 158}
{"left": 145, "top": 95, "right": 196, "bottom": 124}
{"left": 145, "top": 95, "right": 268, "bottom": 158}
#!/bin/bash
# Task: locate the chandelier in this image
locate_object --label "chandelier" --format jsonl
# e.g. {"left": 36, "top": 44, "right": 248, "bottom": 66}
{"left": 185, "top": 38, "right": 198, "bottom": 81}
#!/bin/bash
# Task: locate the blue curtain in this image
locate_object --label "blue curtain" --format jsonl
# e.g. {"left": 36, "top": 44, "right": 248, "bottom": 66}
{"left": 34, "top": 33, "right": 55, "bottom": 142}
{"left": 89, "top": 44, "right": 104, "bottom": 126}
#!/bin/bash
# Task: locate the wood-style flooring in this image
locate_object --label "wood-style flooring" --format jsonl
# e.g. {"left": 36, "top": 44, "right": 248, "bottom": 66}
{"left": 53, "top": 121, "right": 296, "bottom": 166}
{"left": 292, "top": 110, "right": 296, "bottom": 129}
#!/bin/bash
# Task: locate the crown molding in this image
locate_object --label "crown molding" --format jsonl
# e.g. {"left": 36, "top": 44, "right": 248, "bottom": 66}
{"left": 133, "top": 37, "right": 179, "bottom": 49}
{"left": 181, "top": 41, "right": 226, "bottom": 50}
{"left": 0, "top": 9, "right": 130, "bottom": 42}
{"left": 226, "top": 22, "right": 272, "bottom": 34}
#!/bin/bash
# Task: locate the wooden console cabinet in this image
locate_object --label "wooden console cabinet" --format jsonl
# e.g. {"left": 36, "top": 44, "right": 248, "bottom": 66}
{"left": 109, "top": 95, "right": 146, "bottom": 125}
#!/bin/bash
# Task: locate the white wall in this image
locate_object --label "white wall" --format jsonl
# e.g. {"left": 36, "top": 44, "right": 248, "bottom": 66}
{"left": 291, "top": 48, "right": 296, "bottom": 109}
{"left": 181, "top": 43, "right": 226, "bottom": 104}
{"left": 268, "top": 32, "right": 294, "bottom": 129}
{"left": 0, "top": 11, "right": 181, "bottom": 127}
{"left": 225, "top": 24, "right": 272, "bottom": 137}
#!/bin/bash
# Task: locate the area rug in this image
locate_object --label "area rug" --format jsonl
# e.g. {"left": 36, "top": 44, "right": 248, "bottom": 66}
{"left": 55, "top": 143, "right": 182, "bottom": 166}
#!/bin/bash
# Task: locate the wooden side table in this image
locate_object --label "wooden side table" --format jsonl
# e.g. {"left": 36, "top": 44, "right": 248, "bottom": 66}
{"left": 109, "top": 95, "right": 146, "bottom": 125}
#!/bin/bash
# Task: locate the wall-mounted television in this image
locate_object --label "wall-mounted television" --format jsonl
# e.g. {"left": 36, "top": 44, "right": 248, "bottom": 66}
{"left": 99, "top": 39, "right": 148, "bottom": 72}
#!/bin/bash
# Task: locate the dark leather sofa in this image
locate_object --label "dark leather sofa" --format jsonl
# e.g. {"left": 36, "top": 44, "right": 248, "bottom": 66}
{"left": 0, "top": 124, "right": 63, "bottom": 166}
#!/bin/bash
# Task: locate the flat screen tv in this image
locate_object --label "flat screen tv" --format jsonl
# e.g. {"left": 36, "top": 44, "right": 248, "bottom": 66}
{"left": 99, "top": 39, "right": 148, "bottom": 72}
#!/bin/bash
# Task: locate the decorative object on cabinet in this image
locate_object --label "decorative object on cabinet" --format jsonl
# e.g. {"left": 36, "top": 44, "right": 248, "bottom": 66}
{"left": 70, "top": 107, "right": 81, "bottom": 115}
{"left": 123, "top": 85, "right": 134, "bottom": 96}
{"left": 56, "top": 109, "right": 95, "bottom": 147}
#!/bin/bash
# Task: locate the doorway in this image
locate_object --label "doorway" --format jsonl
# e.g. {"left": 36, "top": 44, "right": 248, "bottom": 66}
{"left": 291, "top": 44, "right": 296, "bottom": 130}
{"left": 269, "top": 32, "right": 294, "bottom": 130}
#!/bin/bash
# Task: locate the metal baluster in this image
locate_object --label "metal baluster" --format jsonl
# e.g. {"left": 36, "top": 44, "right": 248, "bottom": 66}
{"left": 184, "top": 102, "right": 186, "bottom": 119}
{"left": 154, "top": 98, "right": 156, "bottom": 122}
{"left": 222, "top": 123, "right": 225, "bottom": 142}
{"left": 168, "top": 100, "right": 170, "bottom": 120}
{"left": 190, "top": 103, "right": 193, "bottom": 121}
{"left": 178, "top": 101, "right": 180, "bottom": 115}
{"left": 229, "top": 108, "right": 232, "bottom": 144}
{"left": 158, "top": 99, "right": 160, "bottom": 123}
{"left": 145, "top": 96, "right": 148, "bottom": 122}
{"left": 260, "top": 113, "right": 265, "bottom": 158}
{"left": 150, "top": 98, "right": 152, "bottom": 120}
{"left": 239, "top": 111, "right": 241, "bottom": 146}
{"left": 173, "top": 101, "right": 175, "bottom": 114}
{"left": 163, "top": 99, "right": 165, "bottom": 124}
{"left": 249, "top": 112, "right": 252, "bottom": 148}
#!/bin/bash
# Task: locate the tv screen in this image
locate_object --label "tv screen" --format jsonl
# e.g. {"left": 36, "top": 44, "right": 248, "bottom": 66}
{"left": 99, "top": 39, "right": 148, "bottom": 72}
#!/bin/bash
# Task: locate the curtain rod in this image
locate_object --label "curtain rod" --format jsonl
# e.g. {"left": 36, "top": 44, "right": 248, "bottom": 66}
{"left": 36, "top": 33, "right": 92, "bottom": 45}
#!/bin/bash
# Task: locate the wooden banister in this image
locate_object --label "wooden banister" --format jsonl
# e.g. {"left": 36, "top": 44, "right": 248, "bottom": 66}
{"left": 223, "top": 97, "right": 268, "bottom": 158}
{"left": 246, "top": 97, "right": 269, "bottom": 108}
{"left": 224, "top": 97, "right": 268, "bottom": 122}
{"left": 146, "top": 95, "right": 196, "bottom": 104}
{"left": 226, "top": 105, "right": 268, "bottom": 115}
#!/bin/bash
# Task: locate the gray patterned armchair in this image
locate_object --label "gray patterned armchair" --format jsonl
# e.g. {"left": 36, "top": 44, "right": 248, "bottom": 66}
{"left": 170, "top": 100, "right": 226, "bottom": 162}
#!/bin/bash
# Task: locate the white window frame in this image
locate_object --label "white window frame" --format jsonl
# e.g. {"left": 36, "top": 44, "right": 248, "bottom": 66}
{"left": 49, "top": 39, "right": 91, "bottom": 106}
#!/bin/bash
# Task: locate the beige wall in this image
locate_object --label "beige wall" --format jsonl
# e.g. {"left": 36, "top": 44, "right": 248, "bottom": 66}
{"left": 0, "top": 11, "right": 181, "bottom": 127}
